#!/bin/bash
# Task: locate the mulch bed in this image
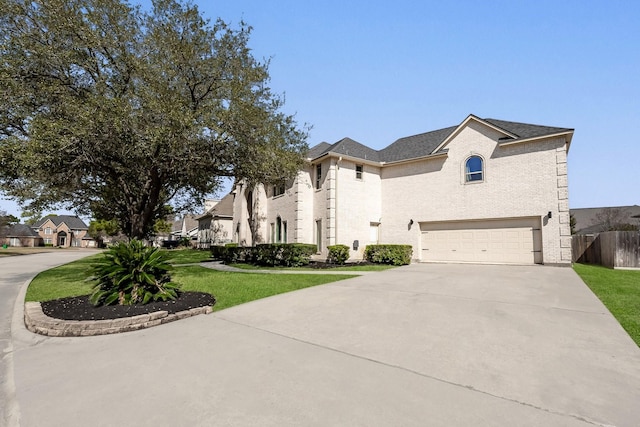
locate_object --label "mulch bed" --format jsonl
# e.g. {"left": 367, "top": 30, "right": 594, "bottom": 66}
{"left": 41, "top": 291, "right": 215, "bottom": 321}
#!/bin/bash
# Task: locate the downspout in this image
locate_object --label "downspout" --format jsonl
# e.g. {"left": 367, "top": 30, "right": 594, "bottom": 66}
{"left": 335, "top": 156, "right": 341, "bottom": 247}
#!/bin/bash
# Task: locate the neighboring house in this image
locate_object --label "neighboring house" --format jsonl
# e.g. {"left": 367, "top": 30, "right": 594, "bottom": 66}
{"left": 31, "top": 215, "right": 96, "bottom": 248}
{"left": 170, "top": 214, "right": 199, "bottom": 241}
{"left": 196, "top": 193, "right": 234, "bottom": 249}
{"left": 570, "top": 205, "right": 640, "bottom": 234}
{"left": 1, "top": 224, "right": 44, "bottom": 247}
{"left": 232, "top": 114, "right": 574, "bottom": 265}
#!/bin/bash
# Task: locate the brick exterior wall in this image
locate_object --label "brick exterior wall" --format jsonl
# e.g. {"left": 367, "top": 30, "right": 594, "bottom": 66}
{"left": 232, "top": 119, "right": 571, "bottom": 264}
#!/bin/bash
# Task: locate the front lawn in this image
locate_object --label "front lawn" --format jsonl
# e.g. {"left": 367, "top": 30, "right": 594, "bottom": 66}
{"left": 174, "top": 266, "right": 357, "bottom": 311}
{"left": 25, "top": 256, "right": 358, "bottom": 312}
{"left": 163, "top": 248, "right": 212, "bottom": 264}
{"left": 573, "top": 263, "right": 640, "bottom": 347}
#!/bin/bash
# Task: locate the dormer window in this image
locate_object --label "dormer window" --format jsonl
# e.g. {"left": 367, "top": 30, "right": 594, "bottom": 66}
{"left": 465, "top": 156, "right": 484, "bottom": 182}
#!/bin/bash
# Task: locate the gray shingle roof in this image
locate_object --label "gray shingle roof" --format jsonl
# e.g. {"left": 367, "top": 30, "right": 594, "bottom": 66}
{"left": 379, "top": 126, "right": 457, "bottom": 163}
{"left": 199, "top": 193, "right": 234, "bottom": 220}
{"left": 32, "top": 215, "right": 88, "bottom": 230}
{"left": 484, "top": 118, "right": 573, "bottom": 142}
{"left": 309, "top": 138, "right": 380, "bottom": 162}
{"left": 570, "top": 205, "right": 640, "bottom": 234}
{"left": 5, "top": 224, "right": 40, "bottom": 237}
{"left": 307, "top": 142, "right": 331, "bottom": 159}
{"left": 307, "top": 116, "right": 573, "bottom": 164}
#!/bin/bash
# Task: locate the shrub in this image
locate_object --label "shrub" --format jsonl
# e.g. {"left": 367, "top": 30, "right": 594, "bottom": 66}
{"left": 218, "top": 243, "right": 317, "bottom": 267}
{"left": 89, "top": 239, "right": 179, "bottom": 306}
{"left": 327, "top": 244, "right": 350, "bottom": 264}
{"left": 364, "top": 244, "right": 413, "bottom": 265}
{"left": 210, "top": 245, "right": 227, "bottom": 260}
{"left": 253, "top": 243, "right": 317, "bottom": 267}
{"left": 178, "top": 236, "right": 192, "bottom": 247}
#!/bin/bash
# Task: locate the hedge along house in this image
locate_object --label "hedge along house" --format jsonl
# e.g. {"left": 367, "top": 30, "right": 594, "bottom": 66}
{"left": 232, "top": 114, "right": 574, "bottom": 265}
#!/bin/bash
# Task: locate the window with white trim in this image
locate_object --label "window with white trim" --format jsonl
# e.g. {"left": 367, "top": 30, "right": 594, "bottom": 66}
{"left": 465, "top": 156, "right": 484, "bottom": 182}
{"left": 44, "top": 227, "right": 52, "bottom": 235}
{"left": 355, "top": 164, "right": 363, "bottom": 180}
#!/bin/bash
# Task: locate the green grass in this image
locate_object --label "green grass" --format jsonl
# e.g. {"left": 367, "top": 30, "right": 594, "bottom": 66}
{"left": 162, "top": 249, "right": 212, "bottom": 264}
{"left": 174, "top": 266, "right": 357, "bottom": 311}
{"left": 25, "top": 254, "right": 103, "bottom": 302}
{"left": 25, "top": 256, "right": 358, "bottom": 312}
{"left": 574, "top": 263, "right": 640, "bottom": 347}
{"left": 229, "top": 263, "right": 396, "bottom": 272}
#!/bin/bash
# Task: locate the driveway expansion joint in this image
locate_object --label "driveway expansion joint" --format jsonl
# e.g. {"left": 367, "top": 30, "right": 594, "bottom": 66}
{"left": 215, "top": 315, "right": 611, "bottom": 427}
{"left": 23, "top": 302, "right": 212, "bottom": 337}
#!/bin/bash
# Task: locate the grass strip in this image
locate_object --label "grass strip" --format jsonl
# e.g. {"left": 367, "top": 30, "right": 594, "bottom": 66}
{"left": 174, "top": 266, "right": 358, "bottom": 311}
{"left": 574, "top": 263, "right": 640, "bottom": 347}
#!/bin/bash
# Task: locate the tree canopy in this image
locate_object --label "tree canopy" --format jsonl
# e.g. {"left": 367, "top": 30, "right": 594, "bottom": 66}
{"left": 0, "top": 0, "right": 309, "bottom": 238}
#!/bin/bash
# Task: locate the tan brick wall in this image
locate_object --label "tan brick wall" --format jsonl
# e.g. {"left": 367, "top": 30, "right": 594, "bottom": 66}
{"left": 379, "top": 121, "right": 570, "bottom": 264}
{"left": 233, "top": 119, "right": 571, "bottom": 265}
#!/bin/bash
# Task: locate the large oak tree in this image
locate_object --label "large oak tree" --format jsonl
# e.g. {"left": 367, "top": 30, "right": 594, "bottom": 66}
{"left": 0, "top": 0, "right": 308, "bottom": 238}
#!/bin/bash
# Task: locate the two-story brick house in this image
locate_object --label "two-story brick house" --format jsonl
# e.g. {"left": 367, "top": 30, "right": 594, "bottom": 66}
{"left": 232, "top": 114, "right": 574, "bottom": 265}
{"left": 32, "top": 215, "right": 95, "bottom": 248}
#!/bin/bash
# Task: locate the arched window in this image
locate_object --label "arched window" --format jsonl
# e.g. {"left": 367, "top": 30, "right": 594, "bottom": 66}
{"left": 465, "top": 156, "right": 484, "bottom": 182}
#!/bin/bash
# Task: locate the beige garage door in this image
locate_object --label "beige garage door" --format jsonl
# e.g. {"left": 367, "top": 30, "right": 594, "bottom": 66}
{"left": 420, "top": 218, "right": 542, "bottom": 264}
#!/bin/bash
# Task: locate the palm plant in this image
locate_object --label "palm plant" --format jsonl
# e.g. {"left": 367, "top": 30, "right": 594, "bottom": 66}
{"left": 90, "top": 239, "right": 179, "bottom": 306}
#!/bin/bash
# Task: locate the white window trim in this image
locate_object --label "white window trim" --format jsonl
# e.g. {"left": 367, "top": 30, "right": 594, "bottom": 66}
{"left": 464, "top": 155, "right": 485, "bottom": 184}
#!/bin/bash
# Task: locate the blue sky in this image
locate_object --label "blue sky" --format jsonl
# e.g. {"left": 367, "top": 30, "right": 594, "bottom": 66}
{"left": 1, "top": 0, "right": 638, "bottom": 217}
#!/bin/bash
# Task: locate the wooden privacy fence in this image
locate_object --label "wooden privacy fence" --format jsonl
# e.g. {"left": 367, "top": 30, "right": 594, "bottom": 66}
{"left": 572, "top": 231, "right": 640, "bottom": 268}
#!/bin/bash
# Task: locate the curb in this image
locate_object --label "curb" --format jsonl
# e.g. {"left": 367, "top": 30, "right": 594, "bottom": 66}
{"left": 24, "top": 302, "right": 212, "bottom": 337}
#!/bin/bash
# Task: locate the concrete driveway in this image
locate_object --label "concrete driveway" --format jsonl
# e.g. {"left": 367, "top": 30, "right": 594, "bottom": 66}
{"left": 6, "top": 261, "right": 640, "bottom": 426}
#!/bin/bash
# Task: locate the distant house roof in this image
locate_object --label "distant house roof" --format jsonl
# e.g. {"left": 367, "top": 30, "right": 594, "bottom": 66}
{"left": 570, "top": 205, "right": 640, "bottom": 234}
{"left": 198, "top": 193, "right": 234, "bottom": 220}
{"left": 307, "top": 115, "right": 573, "bottom": 164}
{"left": 5, "top": 224, "right": 41, "bottom": 238}
{"left": 32, "top": 215, "right": 88, "bottom": 230}
{"left": 171, "top": 214, "right": 199, "bottom": 234}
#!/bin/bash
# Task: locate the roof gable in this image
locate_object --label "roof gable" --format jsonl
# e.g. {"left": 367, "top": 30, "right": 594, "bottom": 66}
{"left": 199, "top": 193, "right": 234, "bottom": 220}
{"left": 430, "top": 115, "right": 518, "bottom": 154}
{"left": 32, "top": 215, "right": 88, "bottom": 230}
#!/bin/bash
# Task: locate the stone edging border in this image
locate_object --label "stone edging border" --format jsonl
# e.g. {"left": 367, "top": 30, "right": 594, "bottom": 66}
{"left": 24, "top": 301, "right": 212, "bottom": 337}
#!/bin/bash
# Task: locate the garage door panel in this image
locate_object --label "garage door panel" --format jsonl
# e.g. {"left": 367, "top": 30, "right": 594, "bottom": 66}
{"left": 420, "top": 218, "right": 542, "bottom": 264}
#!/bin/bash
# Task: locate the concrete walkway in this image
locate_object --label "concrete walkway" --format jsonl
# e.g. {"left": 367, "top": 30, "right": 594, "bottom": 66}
{"left": 5, "top": 259, "right": 640, "bottom": 426}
